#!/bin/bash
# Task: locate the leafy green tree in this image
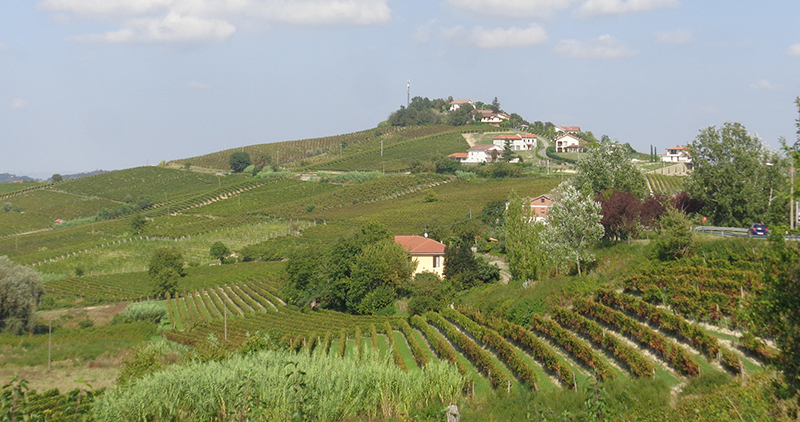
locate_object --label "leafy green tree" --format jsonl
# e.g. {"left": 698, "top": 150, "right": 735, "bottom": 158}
{"left": 210, "top": 241, "right": 230, "bottom": 264}
{"left": 0, "top": 257, "right": 44, "bottom": 334}
{"left": 148, "top": 248, "right": 185, "bottom": 298}
{"left": 136, "top": 195, "right": 152, "bottom": 210}
{"left": 503, "top": 192, "right": 546, "bottom": 281}
{"left": 51, "top": 174, "right": 62, "bottom": 182}
{"left": 652, "top": 207, "right": 693, "bottom": 260}
{"left": 573, "top": 141, "right": 648, "bottom": 198}
{"left": 130, "top": 214, "right": 147, "bottom": 234}
{"left": 757, "top": 241, "right": 800, "bottom": 396}
{"left": 229, "top": 151, "right": 252, "bottom": 173}
{"left": 685, "top": 122, "right": 788, "bottom": 227}
{"left": 406, "top": 272, "right": 455, "bottom": 315}
{"left": 542, "top": 182, "right": 604, "bottom": 276}
{"left": 286, "top": 222, "right": 413, "bottom": 315}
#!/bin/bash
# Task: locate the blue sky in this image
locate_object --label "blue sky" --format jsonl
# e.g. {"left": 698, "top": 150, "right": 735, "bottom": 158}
{"left": 1, "top": 0, "right": 799, "bottom": 177}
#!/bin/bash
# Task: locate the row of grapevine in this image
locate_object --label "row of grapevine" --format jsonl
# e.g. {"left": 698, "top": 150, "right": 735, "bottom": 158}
{"left": 424, "top": 312, "right": 511, "bottom": 389}
{"left": 646, "top": 174, "right": 684, "bottom": 194}
{"left": 552, "top": 308, "right": 657, "bottom": 378}
{"left": 529, "top": 314, "right": 617, "bottom": 381}
{"left": 595, "top": 289, "right": 721, "bottom": 360}
{"left": 384, "top": 321, "right": 407, "bottom": 371}
{"left": 573, "top": 299, "right": 700, "bottom": 377}
{"left": 441, "top": 308, "right": 539, "bottom": 390}
{"left": 0, "top": 387, "right": 100, "bottom": 422}
{"left": 396, "top": 318, "right": 430, "bottom": 367}
{"left": 457, "top": 307, "right": 576, "bottom": 390}
{"left": 410, "top": 315, "right": 468, "bottom": 375}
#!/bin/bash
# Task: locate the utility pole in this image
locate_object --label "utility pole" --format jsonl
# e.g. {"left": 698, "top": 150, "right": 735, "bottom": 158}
{"left": 791, "top": 163, "right": 796, "bottom": 229}
{"left": 407, "top": 80, "right": 410, "bottom": 106}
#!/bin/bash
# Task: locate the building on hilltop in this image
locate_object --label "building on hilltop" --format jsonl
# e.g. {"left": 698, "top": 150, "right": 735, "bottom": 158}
{"left": 465, "top": 144, "right": 504, "bottom": 164}
{"left": 661, "top": 146, "right": 691, "bottom": 163}
{"left": 394, "top": 235, "right": 446, "bottom": 277}
{"left": 528, "top": 195, "right": 552, "bottom": 222}
{"left": 449, "top": 99, "right": 476, "bottom": 111}
{"left": 492, "top": 133, "right": 538, "bottom": 151}
{"left": 553, "top": 133, "right": 587, "bottom": 153}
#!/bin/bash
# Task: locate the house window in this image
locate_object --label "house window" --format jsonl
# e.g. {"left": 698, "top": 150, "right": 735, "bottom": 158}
{"left": 433, "top": 255, "right": 442, "bottom": 268}
{"left": 541, "top": 198, "right": 545, "bottom": 203}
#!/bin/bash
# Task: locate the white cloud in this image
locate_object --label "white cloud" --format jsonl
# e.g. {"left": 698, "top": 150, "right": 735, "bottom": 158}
{"left": 445, "top": 0, "right": 578, "bottom": 19}
{"left": 576, "top": 0, "right": 679, "bottom": 17}
{"left": 469, "top": 25, "right": 548, "bottom": 49}
{"left": 554, "top": 34, "right": 638, "bottom": 59}
{"left": 39, "top": 0, "right": 391, "bottom": 44}
{"left": 788, "top": 43, "right": 800, "bottom": 57}
{"left": 750, "top": 79, "right": 782, "bottom": 91}
{"left": 413, "top": 20, "right": 438, "bottom": 44}
{"left": 188, "top": 81, "right": 210, "bottom": 90}
{"left": 73, "top": 12, "right": 236, "bottom": 43}
{"left": 655, "top": 28, "right": 692, "bottom": 45}
{"left": 10, "top": 99, "right": 28, "bottom": 110}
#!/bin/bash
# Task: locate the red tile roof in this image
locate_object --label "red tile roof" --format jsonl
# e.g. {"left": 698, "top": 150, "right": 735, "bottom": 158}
{"left": 468, "top": 144, "right": 503, "bottom": 151}
{"left": 560, "top": 126, "right": 581, "bottom": 132}
{"left": 449, "top": 152, "right": 468, "bottom": 159}
{"left": 667, "top": 146, "right": 688, "bottom": 150}
{"left": 493, "top": 134, "right": 522, "bottom": 140}
{"left": 394, "top": 236, "right": 446, "bottom": 255}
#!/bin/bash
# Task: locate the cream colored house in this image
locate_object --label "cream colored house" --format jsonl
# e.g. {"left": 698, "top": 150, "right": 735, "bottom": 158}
{"left": 394, "top": 235, "right": 446, "bottom": 277}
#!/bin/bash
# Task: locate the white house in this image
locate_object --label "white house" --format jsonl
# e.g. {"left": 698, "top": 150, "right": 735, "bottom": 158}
{"left": 449, "top": 99, "right": 476, "bottom": 112}
{"left": 448, "top": 152, "right": 468, "bottom": 163}
{"left": 553, "top": 133, "right": 587, "bottom": 153}
{"left": 661, "top": 146, "right": 691, "bottom": 163}
{"left": 466, "top": 144, "right": 504, "bottom": 164}
{"left": 492, "top": 134, "right": 538, "bottom": 151}
{"left": 475, "top": 110, "right": 509, "bottom": 126}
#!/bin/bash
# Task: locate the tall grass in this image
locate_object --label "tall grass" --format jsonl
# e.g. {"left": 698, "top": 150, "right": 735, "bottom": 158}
{"left": 92, "top": 348, "right": 464, "bottom": 421}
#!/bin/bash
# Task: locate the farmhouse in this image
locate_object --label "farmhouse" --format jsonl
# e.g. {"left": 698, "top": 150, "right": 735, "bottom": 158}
{"left": 661, "top": 145, "right": 691, "bottom": 163}
{"left": 465, "top": 144, "right": 504, "bottom": 164}
{"left": 528, "top": 195, "right": 552, "bottom": 221}
{"left": 447, "top": 152, "right": 468, "bottom": 163}
{"left": 476, "top": 110, "right": 509, "bottom": 126}
{"left": 492, "top": 134, "right": 538, "bottom": 151}
{"left": 394, "top": 235, "right": 446, "bottom": 277}
{"left": 553, "top": 133, "right": 587, "bottom": 153}
{"left": 449, "top": 99, "right": 475, "bottom": 111}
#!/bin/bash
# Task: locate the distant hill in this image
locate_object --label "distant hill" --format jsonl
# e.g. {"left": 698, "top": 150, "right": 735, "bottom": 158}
{"left": 0, "top": 173, "right": 36, "bottom": 183}
{"left": 59, "top": 170, "right": 109, "bottom": 181}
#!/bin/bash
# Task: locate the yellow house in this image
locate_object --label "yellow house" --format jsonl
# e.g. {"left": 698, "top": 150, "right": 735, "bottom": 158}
{"left": 394, "top": 235, "right": 446, "bottom": 277}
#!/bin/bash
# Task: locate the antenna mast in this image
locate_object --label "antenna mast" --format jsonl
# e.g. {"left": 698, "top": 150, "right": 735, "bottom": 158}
{"left": 407, "top": 80, "right": 410, "bottom": 106}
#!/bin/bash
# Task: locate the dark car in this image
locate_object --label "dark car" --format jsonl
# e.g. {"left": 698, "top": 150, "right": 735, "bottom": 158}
{"left": 748, "top": 223, "right": 768, "bottom": 236}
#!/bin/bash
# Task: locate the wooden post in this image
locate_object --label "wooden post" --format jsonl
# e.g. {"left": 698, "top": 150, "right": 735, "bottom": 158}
{"left": 507, "top": 380, "right": 511, "bottom": 394}
{"left": 472, "top": 380, "right": 475, "bottom": 398}
{"left": 573, "top": 372, "right": 578, "bottom": 391}
{"left": 48, "top": 319, "right": 52, "bottom": 371}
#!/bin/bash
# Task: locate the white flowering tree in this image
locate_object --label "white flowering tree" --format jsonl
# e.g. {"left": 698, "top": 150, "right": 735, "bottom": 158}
{"left": 543, "top": 182, "right": 604, "bottom": 276}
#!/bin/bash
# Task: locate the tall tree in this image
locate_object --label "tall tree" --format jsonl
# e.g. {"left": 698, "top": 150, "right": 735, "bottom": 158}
{"left": 229, "top": 151, "right": 251, "bottom": 173}
{"left": 0, "top": 257, "right": 43, "bottom": 334}
{"left": 685, "top": 122, "right": 788, "bottom": 227}
{"left": 542, "top": 182, "right": 604, "bottom": 276}
{"left": 503, "top": 192, "right": 546, "bottom": 282}
{"left": 210, "top": 241, "right": 230, "bottom": 264}
{"left": 573, "top": 141, "right": 648, "bottom": 198}
{"left": 149, "top": 248, "right": 185, "bottom": 298}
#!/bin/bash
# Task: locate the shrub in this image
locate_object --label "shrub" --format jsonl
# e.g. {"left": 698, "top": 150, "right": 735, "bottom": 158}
{"left": 455, "top": 170, "right": 476, "bottom": 181}
{"left": 114, "top": 301, "right": 168, "bottom": 325}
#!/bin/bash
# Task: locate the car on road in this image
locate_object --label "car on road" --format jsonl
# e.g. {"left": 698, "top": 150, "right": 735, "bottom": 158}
{"left": 748, "top": 223, "right": 768, "bottom": 236}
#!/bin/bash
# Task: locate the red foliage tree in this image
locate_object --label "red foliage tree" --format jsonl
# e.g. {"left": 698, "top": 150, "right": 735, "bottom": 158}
{"left": 597, "top": 190, "right": 642, "bottom": 242}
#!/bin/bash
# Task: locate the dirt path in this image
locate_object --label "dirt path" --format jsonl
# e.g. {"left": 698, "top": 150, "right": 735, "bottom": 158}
{"left": 476, "top": 252, "right": 511, "bottom": 284}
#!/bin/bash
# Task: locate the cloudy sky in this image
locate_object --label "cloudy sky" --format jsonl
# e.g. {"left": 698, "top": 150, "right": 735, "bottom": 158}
{"left": 1, "top": 0, "right": 799, "bottom": 177}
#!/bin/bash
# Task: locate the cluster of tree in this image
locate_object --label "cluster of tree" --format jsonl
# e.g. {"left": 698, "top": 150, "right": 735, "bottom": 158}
{"left": 229, "top": 151, "right": 252, "bottom": 173}
{"left": 409, "top": 154, "right": 462, "bottom": 174}
{"left": 285, "top": 222, "right": 499, "bottom": 315}
{"left": 286, "top": 223, "right": 414, "bottom": 315}
{"left": 0, "top": 257, "right": 44, "bottom": 334}
{"left": 573, "top": 141, "right": 649, "bottom": 199}
{"left": 385, "top": 96, "right": 530, "bottom": 128}
{"left": 96, "top": 194, "right": 152, "bottom": 221}
{"left": 685, "top": 122, "right": 789, "bottom": 227}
